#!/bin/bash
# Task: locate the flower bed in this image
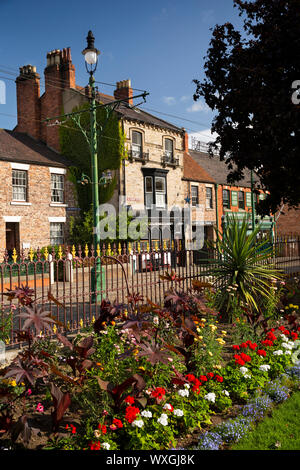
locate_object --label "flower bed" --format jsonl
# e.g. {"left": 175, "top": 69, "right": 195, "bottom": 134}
{"left": 0, "top": 277, "right": 300, "bottom": 451}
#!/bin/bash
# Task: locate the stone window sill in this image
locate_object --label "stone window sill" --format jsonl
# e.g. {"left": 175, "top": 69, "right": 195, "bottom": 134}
{"left": 10, "top": 201, "right": 32, "bottom": 206}
{"left": 49, "top": 203, "right": 68, "bottom": 207}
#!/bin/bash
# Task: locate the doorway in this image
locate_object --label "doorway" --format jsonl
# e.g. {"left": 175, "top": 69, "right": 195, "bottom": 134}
{"left": 5, "top": 222, "right": 20, "bottom": 258}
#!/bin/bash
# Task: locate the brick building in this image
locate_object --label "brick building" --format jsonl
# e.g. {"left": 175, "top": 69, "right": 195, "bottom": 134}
{"left": 0, "top": 129, "right": 77, "bottom": 256}
{"left": 189, "top": 143, "right": 275, "bottom": 236}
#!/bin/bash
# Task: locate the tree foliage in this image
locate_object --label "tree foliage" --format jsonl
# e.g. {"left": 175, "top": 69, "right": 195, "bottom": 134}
{"left": 193, "top": 0, "right": 300, "bottom": 215}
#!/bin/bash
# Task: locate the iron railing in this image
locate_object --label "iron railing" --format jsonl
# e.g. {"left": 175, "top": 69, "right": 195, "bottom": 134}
{"left": 1, "top": 236, "right": 300, "bottom": 347}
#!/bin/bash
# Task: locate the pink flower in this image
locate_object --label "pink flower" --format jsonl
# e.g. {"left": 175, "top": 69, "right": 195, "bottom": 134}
{"left": 26, "top": 389, "right": 32, "bottom": 396}
{"left": 36, "top": 403, "right": 44, "bottom": 413}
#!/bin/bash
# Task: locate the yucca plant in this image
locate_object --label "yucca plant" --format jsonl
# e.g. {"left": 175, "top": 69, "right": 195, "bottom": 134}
{"left": 204, "top": 215, "right": 283, "bottom": 321}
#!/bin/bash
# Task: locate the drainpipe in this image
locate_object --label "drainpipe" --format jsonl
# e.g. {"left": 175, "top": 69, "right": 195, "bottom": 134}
{"left": 215, "top": 183, "right": 219, "bottom": 236}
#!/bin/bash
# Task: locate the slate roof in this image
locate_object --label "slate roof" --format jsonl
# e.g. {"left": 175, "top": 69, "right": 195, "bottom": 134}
{"left": 188, "top": 149, "right": 260, "bottom": 188}
{"left": 183, "top": 152, "right": 215, "bottom": 183}
{"left": 0, "top": 129, "right": 71, "bottom": 167}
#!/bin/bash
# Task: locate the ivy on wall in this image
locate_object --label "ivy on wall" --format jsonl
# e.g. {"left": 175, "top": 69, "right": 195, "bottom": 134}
{"left": 59, "top": 102, "right": 127, "bottom": 213}
{"left": 59, "top": 102, "right": 127, "bottom": 244}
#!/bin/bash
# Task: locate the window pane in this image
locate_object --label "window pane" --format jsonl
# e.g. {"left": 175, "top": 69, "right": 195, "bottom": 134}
{"left": 191, "top": 186, "right": 198, "bottom": 206}
{"left": 50, "top": 222, "right": 64, "bottom": 246}
{"left": 165, "top": 139, "right": 173, "bottom": 151}
{"left": 206, "top": 187, "right": 213, "bottom": 208}
{"left": 132, "top": 131, "right": 142, "bottom": 145}
{"left": 12, "top": 170, "right": 27, "bottom": 201}
{"left": 238, "top": 191, "right": 245, "bottom": 208}
{"left": 223, "top": 189, "right": 230, "bottom": 208}
{"left": 156, "top": 193, "right": 165, "bottom": 207}
{"left": 145, "top": 176, "right": 152, "bottom": 193}
{"left": 155, "top": 177, "right": 165, "bottom": 192}
{"left": 51, "top": 174, "right": 64, "bottom": 203}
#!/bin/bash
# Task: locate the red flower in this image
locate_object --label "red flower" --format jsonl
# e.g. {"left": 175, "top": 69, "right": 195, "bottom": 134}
{"left": 283, "top": 330, "right": 290, "bottom": 336}
{"left": 291, "top": 331, "right": 298, "bottom": 340}
{"left": 232, "top": 345, "right": 240, "bottom": 351}
{"left": 112, "top": 418, "right": 123, "bottom": 429}
{"left": 278, "top": 326, "right": 286, "bottom": 332}
{"left": 266, "top": 331, "right": 277, "bottom": 341}
{"left": 207, "top": 372, "right": 214, "bottom": 379}
{"left": 257, "top": 349, "right": 266, "bottom": 357}
{"left": 124, "top": 396, "right": 135, "bottom": 405}
{"left": 191, "top": 378, "right": 202, "bottom": 391}
{"left": 186, "top": 374, "right": 196, "bottom": 383}
{"left": 240, "top": 342, "right": 248, "bottom": 349}
{"left": 215, "top": 375, "right": 223, "bottom": 383}
{"left": 240, "top": 352, "right": 251, "bottom": 362}
{"left": 125, "top": 406, "right": 140, "bottom": 424}
{"left": 261, "top": 339, "right": 273, "bottom": 347}
{"left": 234, "top": 354, "right": 245, "bottom": 366}
{"left": 97, "top": 423, "right": 107, "bottom": 434}
{"left": 248, "top": 342, "right": 258, "bottom": 350}
{"left": 199, "top": 375, "right": 208, "bottom": 382}
{"left": 151, "top": 387, "right": 166, "bottom": 400}
{"left": 65, "top": 423, "right": 76, "bottom": 434}
{"left": 90, "top": 441, "right": 101, "bottom": 450}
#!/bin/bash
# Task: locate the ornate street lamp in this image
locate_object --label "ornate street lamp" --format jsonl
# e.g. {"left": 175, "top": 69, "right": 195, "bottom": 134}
{"left": 82, "top": 30, "right": 103, "bottom": 303}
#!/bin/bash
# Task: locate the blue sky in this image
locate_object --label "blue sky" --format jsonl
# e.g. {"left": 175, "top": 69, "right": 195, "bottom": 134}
{"left": 0, "top": 0, "right": 244, "bottom": 143}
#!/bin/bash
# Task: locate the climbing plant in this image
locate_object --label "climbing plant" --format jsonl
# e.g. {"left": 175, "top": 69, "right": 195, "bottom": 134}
{"left": 59, "top": 101, "right": 128, "bottom": 244}
{"left": 59, "top": 101, "right": 127, "bottom": 213}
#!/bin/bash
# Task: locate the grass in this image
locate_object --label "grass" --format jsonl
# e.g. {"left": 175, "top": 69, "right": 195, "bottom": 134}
{"left": 231, "top": 391, "right": 300, "bottom": 450}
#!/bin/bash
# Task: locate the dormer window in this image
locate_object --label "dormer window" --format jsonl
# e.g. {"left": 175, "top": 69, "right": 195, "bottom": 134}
{"left": 132, "top": 131, "right": 142, "bottom": 158}
{"left": 164, "top": 138, "right": 173, "bottom": 162}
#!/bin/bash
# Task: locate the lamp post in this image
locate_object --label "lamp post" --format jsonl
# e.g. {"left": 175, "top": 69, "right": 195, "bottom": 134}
{"left": 82, "top": 31, "right": 102, "bottom": 303}
{"left": 250, "top": 169, "right": 256, "bottom": 232}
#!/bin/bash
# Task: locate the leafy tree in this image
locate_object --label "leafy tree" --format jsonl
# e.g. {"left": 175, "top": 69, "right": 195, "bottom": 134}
{"left": 193, "top": 0, "right": 300, "bottom": 215}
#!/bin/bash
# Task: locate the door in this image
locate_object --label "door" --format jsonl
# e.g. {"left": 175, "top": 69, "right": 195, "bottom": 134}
{"left": 5, "top": 222, "right": 20, "bottom": 258}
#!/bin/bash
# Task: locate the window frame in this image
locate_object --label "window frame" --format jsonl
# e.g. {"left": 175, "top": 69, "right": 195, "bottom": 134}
{"left": 205, "top": 186, "right": 213, "bottom": 209}
{"left": 51, "top": 173, "right": 65, "bottom": 203}
{"left": 238, "top": 191, "right": 245, "bottom": 209}
{"left": 132, "top": 130, "right": 143, "bottom": 158}
{"left": 191, "top": 185, "right": 199, "bottom": 207}
{"left": 50, "top": 222, "right": 64, "bottom": 246}
{"left": 12, "top": 169, "right": 28, "bottom": 202}
{"left": 222, "top": 189, "right": 230, "bottom": 209}
{"left": 164, "top": 138, "right": 174, "bottom": 162}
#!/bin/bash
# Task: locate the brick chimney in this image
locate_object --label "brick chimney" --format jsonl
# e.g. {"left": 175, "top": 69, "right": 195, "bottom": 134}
{"left": 15, "top": 65, "right": 41, "bottom": 140}
{"left": 41, "top": 48, "right": 75, "bottom": 151}
{"left": 114, "top": 80, "right": 133, "bottom": 106}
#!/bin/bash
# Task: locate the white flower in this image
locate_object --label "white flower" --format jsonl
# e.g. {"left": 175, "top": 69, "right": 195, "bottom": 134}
{"left": 94, "top": 430, "right": 101, "bottom": 438}
{"left": 102, "top": 442, "right": 110, "bottom": 450}
{"left": 132, "top": 419, "right": 144, "bottom": 428}
{"left": 204, "top": 392, "right": 216, "bottom": 403}
{"left": 173, "top": 409, "right": 184, "bottom": 417}
{"left": 222, "top": 390, "right": 230, "bottom": 396}
{"left": 240, "top": 366, "right": 251, "bottom": 378}
{"left": 184, "top": 383, "right": 190, "bottom": 389}
{"left": 282, "top": 341, "right": 294, "bottom": 350}
{"left": 157, "top": 413, "right": 168, "bottom": 426}
{"left": 153, "top": 316, "right": 159, "bottom": 325}
{"left": 163, "top": 403, "right": 173, "bottom": 411}
{"left": 178, "top": 388, "right": 189, "bottom": 397}
{"left": 273, "top": 350, "right": 283, "bottom": 356}
{"left": 285, "top": 350, "right": 292, "bottom": 355}
{"left": 259, "top": 364, "right": 271, "bottom": 372}
{"left": 141, "top": 410, "right": 152, "bottom": 418}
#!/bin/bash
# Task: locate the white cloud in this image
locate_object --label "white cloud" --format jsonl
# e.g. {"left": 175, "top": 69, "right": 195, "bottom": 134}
{"left": 180, "top": 95, "right": 190, "bottom": 102}
{"left": 163, "top": 96, "right": 176, "bottom": 105}
{"left": 186, "top": 100, "right": 210, "bottom": 113}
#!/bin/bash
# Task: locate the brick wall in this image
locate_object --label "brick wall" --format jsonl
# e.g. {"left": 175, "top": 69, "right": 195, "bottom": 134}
{"left": 0, "top": 161, "right": 78, "bottom": 256}
{"left": 275, "top": 204, "right": 300, "bottom": 236}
